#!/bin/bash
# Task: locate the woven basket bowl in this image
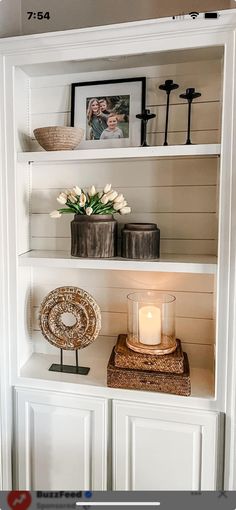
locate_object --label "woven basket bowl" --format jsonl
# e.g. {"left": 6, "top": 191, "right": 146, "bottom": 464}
{"left": 33, "top": 126, "right": 84, "bottom": 151}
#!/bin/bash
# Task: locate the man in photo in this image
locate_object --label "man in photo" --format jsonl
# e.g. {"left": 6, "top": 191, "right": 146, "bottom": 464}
{"left": 100, "top": 112, "right": 124, "bottom": 139}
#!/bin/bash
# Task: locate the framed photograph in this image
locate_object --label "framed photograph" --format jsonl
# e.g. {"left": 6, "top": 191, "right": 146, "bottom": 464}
{"left": 71, "top": 77, "right": 146, "bottom": 149}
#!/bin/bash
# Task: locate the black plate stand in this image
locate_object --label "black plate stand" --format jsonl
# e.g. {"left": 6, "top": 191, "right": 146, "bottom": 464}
{"left": 49, "top": 348, "right": 90, "bottom": 375}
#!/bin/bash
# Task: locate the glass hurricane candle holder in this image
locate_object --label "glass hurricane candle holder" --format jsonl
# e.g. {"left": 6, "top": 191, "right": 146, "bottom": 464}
{"left": 127, "top": 291, "right": 177, "bottom": 355}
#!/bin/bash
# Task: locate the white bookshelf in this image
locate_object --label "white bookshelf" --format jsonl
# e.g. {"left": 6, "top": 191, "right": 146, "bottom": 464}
{"left": 2, "top": 9, "right": 236, "bottom": 490}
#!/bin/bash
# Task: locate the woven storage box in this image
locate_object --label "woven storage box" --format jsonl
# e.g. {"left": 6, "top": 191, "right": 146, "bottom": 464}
{"left": 114, "top": 334, "right": 184, "bottom": 373}
{"left": 107, "top": 349, "right": 191, "bottom": 396}
{"left": 33, "top": 126, "right": 84, "bottom": 151}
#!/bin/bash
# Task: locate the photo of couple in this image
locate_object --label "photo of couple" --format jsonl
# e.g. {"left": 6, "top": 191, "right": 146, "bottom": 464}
{"left": 86, "top": 95, "right": 130, "bottom": 141}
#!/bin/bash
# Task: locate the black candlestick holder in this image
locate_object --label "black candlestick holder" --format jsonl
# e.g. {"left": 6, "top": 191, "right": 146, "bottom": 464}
{"left": 159, "top": 79, "right": 179, "bottom": 146}
{"left": 179, "top": 87, "right": 201, "bottom": 144}
{"left": 136, "top": 109, "right": 156, "bottom": 147}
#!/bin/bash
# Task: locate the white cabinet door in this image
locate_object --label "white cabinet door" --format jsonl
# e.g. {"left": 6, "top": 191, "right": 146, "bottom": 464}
{"left": 113, "top": 400, "right": 221, "bottom": 490}
{"left": 15, "top": 388, "right": 108, "bottom": 490}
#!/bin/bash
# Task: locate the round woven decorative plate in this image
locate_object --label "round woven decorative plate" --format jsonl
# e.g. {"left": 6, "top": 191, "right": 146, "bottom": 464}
{"left": 126, "top": 335, "right": 177, "bottom": 355}
{"left": 39, "top": 286, "right": 101, "bottom": 350}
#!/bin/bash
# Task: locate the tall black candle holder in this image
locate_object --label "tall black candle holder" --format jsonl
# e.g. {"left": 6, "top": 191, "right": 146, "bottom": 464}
{"left": 179, "top": 87, "right": 201, "bottom": 144}
{"left": 159, "top": 79, "right": 179, "bottom": 146}
{"left": 136, "top": 109, "right": 156, "bottom": 147}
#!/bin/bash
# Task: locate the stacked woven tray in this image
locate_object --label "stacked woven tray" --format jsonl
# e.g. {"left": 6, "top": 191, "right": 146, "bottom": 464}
{"left": 107, "top": 334, "right": 191, "bottom": 396}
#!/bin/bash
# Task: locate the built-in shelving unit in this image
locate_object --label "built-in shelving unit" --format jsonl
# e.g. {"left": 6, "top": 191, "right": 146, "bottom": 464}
{"left": 13, "top": 37, "right": 223, "bottom": 408}
{"left": 17, "top": 144, "right": 221, "bottom": 163}
{"left": 2, "top": 9, "right": 236, "bottom": 491}
{"left": 14, "top": 45, "right": 222, "bottom": 407}
{"left": 19, "top": 250, "right": 217, "bottom": 274}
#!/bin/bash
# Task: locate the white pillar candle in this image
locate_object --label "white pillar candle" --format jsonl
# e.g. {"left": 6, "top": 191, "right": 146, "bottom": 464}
{"left": 139, "top": 305, "right": 161, "bottom": 345}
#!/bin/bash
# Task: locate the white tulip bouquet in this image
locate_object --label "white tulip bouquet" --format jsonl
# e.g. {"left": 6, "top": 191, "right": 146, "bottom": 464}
{"left": 50, "top": 184, "right": 131, "bottom": 218}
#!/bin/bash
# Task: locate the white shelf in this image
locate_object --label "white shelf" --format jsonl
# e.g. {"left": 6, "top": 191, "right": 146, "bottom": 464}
{"left": 18, "top": 250, "right": 217, "bottom": 274}
{"left": 19, "top": 337, "right": 215, "bottom": 409}
{"left": 17, "top": 144, "right": 221, "bottom": 163}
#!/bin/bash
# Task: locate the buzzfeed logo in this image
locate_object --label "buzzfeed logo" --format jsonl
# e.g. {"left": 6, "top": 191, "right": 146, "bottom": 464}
{"left": 7, "top": 492, "right": 32, "bottom": 510}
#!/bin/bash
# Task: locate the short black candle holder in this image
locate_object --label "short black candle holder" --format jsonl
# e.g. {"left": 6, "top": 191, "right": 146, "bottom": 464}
{"left": 136, "top": 109, "right": 156, "bottom": 147}
{"left": 159, "top": 79, "right": 179, "bottom": 145}
{"left": 179, "top": 87, "right": 201, "bottom": 144}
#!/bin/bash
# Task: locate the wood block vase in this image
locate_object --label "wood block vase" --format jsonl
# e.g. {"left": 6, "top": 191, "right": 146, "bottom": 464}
{"left": 121, "top": 223, "right": 160, "bottom": 259}
{"left": 71, "top": 214, "right": 117, "bottom": 258}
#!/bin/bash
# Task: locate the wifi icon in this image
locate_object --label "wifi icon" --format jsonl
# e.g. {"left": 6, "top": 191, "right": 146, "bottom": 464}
{"left": 189, "top": 11, "right": 199, "bottom": 19}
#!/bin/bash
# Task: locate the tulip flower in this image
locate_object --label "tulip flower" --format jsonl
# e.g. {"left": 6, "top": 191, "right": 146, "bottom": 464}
{"left": 73, "top": 186, "right": 82, "bottom": 196}
{"left": 88, "top": 185, "right": 96, "bottom": 197}
{"left": 50, "top": 210, "right": 62, "bottom": 218}
{"left": 120, "top": 206, "right": 131, "bottom": 215}
{"left": 106, "top": 190, "right": 118, "bottom": 201}
{"left": 114, "top": 194, "right": 124, "bottom": 203}
{"left": 113, "top": 200, "right": 127, "bottom": 211}
{"left": 68, "top": 194, "right": 77, "bottom": 204}
{"left": 57, "top": 193, "right": 67, "bottom": 205}
{"left": 50, "top": 183, "right": 131, "bottom": 218}
{"left": 101, "top": 195, "right": 109, "bottom": 204}
{"left": 79, "top": 193, "right": 86, "bottom": 207}
{"left": 103, "top": 183, "right": 112, "bottom": 194}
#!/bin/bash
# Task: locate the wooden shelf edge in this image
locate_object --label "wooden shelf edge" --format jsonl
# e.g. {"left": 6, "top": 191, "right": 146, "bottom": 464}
{"left": 18, "top": 251, "right": 217, "bottom": 274}
{"left": 17, "top": 144, "right": 221, "bottom": 163}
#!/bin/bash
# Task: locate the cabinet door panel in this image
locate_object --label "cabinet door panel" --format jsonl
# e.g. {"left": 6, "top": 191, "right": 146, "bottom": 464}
{"left": 113, "top": 400, "right": 220, "bottom": 490}
{"left": 15, "top": 388, "right": 108, "bottom": 490}
{"left": 130, "top": 418, "right": 201, "bottom": 490}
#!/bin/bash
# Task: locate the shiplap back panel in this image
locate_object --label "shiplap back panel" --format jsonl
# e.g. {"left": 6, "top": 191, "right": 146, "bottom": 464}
{"left": 22, "top": 57, "right": 221, "bottom": 372}
{"left": 30, "top": 157, "right": 218, "bottom": 255}
{"left": 17, "top": 163, "right": 31, "bottom": 255}
{"left": 15, "top": 68, "right": 30, "bottom": 152}
{"left": 28, "top": 58, "right": 220, "bottom": 254}
{"left": 32, "top": 269, "right": 214, "bottom": 370}
{"left": 28, "top": 59, "right": 222, "bottom": 148}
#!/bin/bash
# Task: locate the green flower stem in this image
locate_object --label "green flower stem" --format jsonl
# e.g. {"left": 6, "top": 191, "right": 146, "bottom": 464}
{"left": 58, "top": 208, "right": 75, "bottom": 214}
{"left": 89, "top": 193, "right": 99, "bottom": 204}
{"left": 88, "top": 194, "right": 101, "bottom": 209}
{"left": 92, "top": 204, "right": 104, "bottom": 213}
{"left": 66, "top": 200, "right": 82, "bottom": 214}
{"left": 94, "top": 206, "right": 115, "bottom": 215}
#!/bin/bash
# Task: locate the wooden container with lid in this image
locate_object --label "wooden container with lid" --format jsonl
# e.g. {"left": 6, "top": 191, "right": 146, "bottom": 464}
{"left": 121, "top": 222, "right": 160, "bottom": 259}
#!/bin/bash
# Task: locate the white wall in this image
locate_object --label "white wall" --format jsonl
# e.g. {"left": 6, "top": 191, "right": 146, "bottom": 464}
{"left": 0, "top": 0, "right": 21, "bottom": 37}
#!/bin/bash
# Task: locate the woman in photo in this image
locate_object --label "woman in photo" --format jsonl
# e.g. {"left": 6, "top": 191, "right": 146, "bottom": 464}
{"left": 87, "top": 98, "right": 107, "bottom": 140}
{"left": 100, "top": 112, "right": 124, "bottom": 139}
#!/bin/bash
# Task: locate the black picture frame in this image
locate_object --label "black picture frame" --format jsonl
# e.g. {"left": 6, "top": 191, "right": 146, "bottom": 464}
{"left": 71, "top": 77, "right": 146, "bottom": 148}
